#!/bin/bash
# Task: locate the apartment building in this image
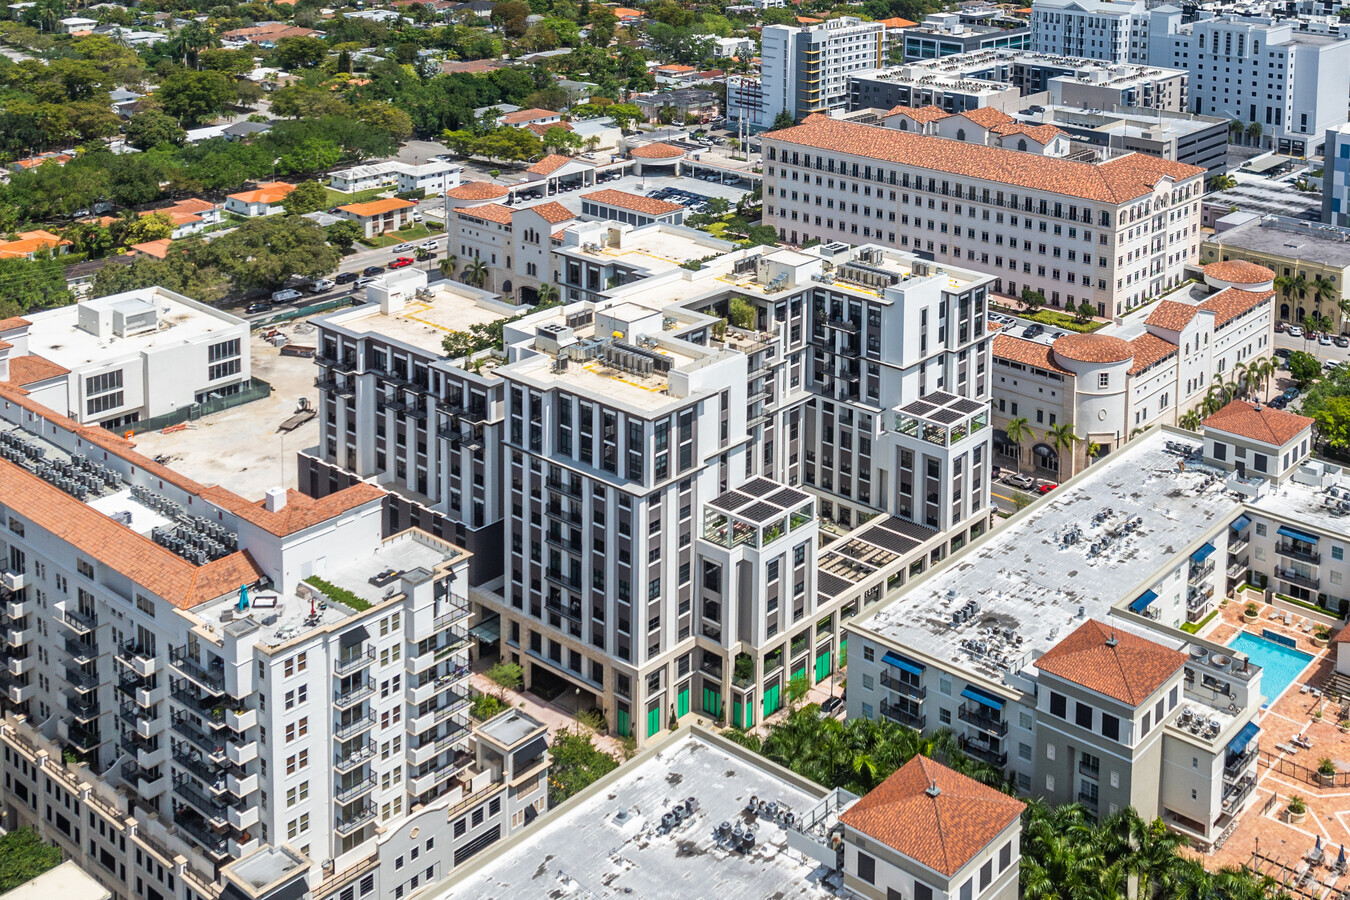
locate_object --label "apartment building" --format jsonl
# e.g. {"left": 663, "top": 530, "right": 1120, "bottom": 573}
{"left": 429, "top": 726, "right": 1024, "bottom": 900}
{"left": 1325, "top": 123, "right": 1350, "bottom": 227}
{"left": 1145, "top": 11, "right": 1350, "bottom": 156}
{"left": 0, "top": 364, "right": 549, "bottom": 900}
{"left": 1030, "top": 0, "right": 1150, "bottom": 63}
{"left": 1202, "top": 213, "right": 1350, "bottom": 326}
{"left": 762, "top": 115, "right": 1206, "bottom": 317}
{"left": 899, "top": 13, "right": 1032, "bottom": 62}
{"left": 1014, "top": 105, "right": 1230, "bottom": 172}
{"left": 761, "top": 17, "right": 886, "bottom": 123}
{"left": 0, "top": 288, "right": 250, "bottom": 431}
{"left": 308, "top": 241, "right": 998, "bottom": 745}
{"left": 990, "top": 259, "right": 1275, "bottom": 479}
{"left": 843, "top": 422, "right": 1320, "bottom": 849}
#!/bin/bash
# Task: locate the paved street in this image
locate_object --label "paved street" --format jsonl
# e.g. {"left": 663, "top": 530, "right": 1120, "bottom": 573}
{"left": 1275, "top": 329, "right": 1350, "bottom": 365}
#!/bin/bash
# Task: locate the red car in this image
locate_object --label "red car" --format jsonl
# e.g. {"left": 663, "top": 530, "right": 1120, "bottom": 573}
{"left": 1038, "top": 483, "right": 1058, "bottom": 493}
{"left": 389, "top": 257, "right": 414, "bottom": 269}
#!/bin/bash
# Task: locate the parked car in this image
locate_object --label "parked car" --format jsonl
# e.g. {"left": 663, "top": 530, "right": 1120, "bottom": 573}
{"left": 389, "top": 257, "right": 414, "bottom": 269}
{"left": 420, "top": 239, "right": 440, "bottom": 250}
{"left": 1276, "top": 322, "right": 1287, "bottom": 333}
{"left": 271, "top": 288, "right": 303, "bottom": 303}
{"left": 1274, "top": 347, "right": 1292, "bottom": 359}
{"left": 394, "top": 243, "right": 413, "bottom": 253}
{"left": 1283, "top": 387, "right": 1301, "bottom": 401}
{"left": 1022, "top": 323, "right": 1045, "bottom": 338}
{"left": 356, "top": 276, "right": 378, "bottom": 287}
{"left": 1288, "top": 325, "right": 1304, "bottom": 337}
{"left": 1319, "top": 333, "right": 1334, "bottom": 346}
{"left": 1270, "top": 396, "right": 1288, "bottom": 409}
{"left": 819, "top": 696, "right": 844, "bottom": 717}
{"left": 305, "top": 279, "right": 335, "bottom": 293}
{"left": 1336, "top": 336, "right": 1349, "bottom": 348}
{"left": 411, "top": 211, "right": 423, "bottom": 222}
{"left": 336, "top": 272, "right": 359, "bottom": 285}
{"left": 1038, "top": 483, "right": 1059, "bottom": 494}
{"left": 245, "top": 301, "right": 272, "bottom": 314}
{"left": 362, "top": 265, "right": 385, "bottom": 277}
{"left": 1005, "top": 473, "right": 1036, "bottom": 490}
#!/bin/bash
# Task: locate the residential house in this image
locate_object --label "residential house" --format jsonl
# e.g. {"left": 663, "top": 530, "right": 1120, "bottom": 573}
{"left": 337, "top": 198, "right": 419, "bottom": 237}
{"left": 224, "top": 182, "right": 295, "bottom": 217}
{"left": 0, "top": 230, "right": 71, "bottom": 260}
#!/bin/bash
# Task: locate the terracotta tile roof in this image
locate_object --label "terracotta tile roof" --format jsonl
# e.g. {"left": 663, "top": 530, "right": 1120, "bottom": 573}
{"left": 1127, "top": 332, "right": 1177, "bottom": 375}
{"left": 456, "top": 203, "right": 514, "bottom": 225}
{"left": 228, "top": 182, "right": 294, "bottom": 205}
{"left": 440, "top": 59, "right": 497, "bottom": 74}
{"left": 5, "top": 355, "right": 68, "bottom": 389}
{"left": 768, "top": 116, "right": 1205, "bottom": 203}
{"left": 526, "top": 121, "right": 572, "bottom": 138}
{"left": 222, "top": 23, "right": 318, "bottom": 41}
{"left": 1051, "top": 332, "right": 1134, "bottom": 364}
{"left": 198, "top": 484, "right": 386, "bottom": 538}
{"left": 992, "top": 333, "right": 1071, "bottom": 375}
{"left": 526, "top": 154, "right": 575, "bottom": 175}
{"left": 657, "top": 63, "right": 696, "bottom": 73}
{"left": 0, "top": 230, "right": 70, "bottom": 259}
{"left": 1203, "top": 260, "right": 1274, "bottom": 285}
{"left": 993, "top": 122, "right": 1066, "bottom": 145}
{"left": 445, "top": 182, "right": 509, "bottom": 200}
{"left": 630, "top": 142, "right": 686, "bottom": 159}
{"left": 525, "top": 201, "right": 576, "bottom": 225}
{"left": 131, "top": 239, "right": 172, "bottom": 259}
{"left": 877, "top": 16, "right": 918, "bottom": 26}
{"left": 959, "top": 106, "right": 1014, "bottom": 129}
{"left": 501, "top": 107, "right": 559, "bottom": 125}
{"left": 339, "top": 197, "right": 416, "bottom": 217}
{"left": 1197, "top": 287, "right": 1274, "bottom": 328}
{"left": 1202, "top": 399, "right": 1313, "bottom": 447}
{"left": 155, "top": 197, "right": 218, "bottom": 215}
{"left": 613, "top": 6, "right": 644, "bottom": 15}
{"left": 839, "top": 756, "right": 1024, "bottom": 875}
{"left": 0, "top": 317, "right": 31, "bottom": 333}
{"left": 582, "top": 188, "right": 682, "bottom": 215}
{"left": 1144, "top": 300, "right": 1199, "bottom": 332}
{"left": 885, "top": 104, "right": 951, "bottom": 124}
{"left": 1034, "top": 619, "right": 1185, "bottom": 706}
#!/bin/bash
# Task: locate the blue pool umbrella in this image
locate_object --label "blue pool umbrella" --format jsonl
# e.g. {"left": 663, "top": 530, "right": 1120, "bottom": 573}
{"left": 1339, "top": 845, "right": 1346, "bottom": 868}
{"left": 1316, "top": 835, "right": 1322, "bottom": 850}
{"left": 237, "top": 584, "right": 249, "bottom": 612}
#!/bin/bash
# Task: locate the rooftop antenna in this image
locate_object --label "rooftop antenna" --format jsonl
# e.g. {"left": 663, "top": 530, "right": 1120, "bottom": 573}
{"left": 1106, "top": 631, "right": 1119, "bottom": 648}
{"left": 925, "top": 780, "right": 941, "bottom": 798}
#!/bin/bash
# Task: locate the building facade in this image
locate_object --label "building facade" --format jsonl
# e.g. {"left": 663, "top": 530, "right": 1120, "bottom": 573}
{"left": 1030, "top": 0, "right": 1149, "bottom": 63}
{"left": 761, "top": 17, "right": 886, "bottom": 123}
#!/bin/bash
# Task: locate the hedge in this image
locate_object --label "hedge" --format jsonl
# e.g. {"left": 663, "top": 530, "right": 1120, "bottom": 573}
{"left": 304, "top": 575, "right": 372, "bottom": 612}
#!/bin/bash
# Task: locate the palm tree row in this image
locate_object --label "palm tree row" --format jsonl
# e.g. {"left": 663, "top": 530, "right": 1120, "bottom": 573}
{"left": 1003, "top": 417, "right": 1096, "bottom": 476}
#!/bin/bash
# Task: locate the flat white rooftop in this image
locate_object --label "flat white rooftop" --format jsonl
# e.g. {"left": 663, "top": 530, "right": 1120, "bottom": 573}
{"left": 331, "top": 283, "right": 512, "bottom": 354}
{"left": 1247, "top": 459, "right": 1350, "bottom": 537}
{"left": 26, "top": 287, "right": 244, "bottom": 370}
{"left": 437, "top": 731, "right": 838, "bottom": 900}
{"left": 0, "top": 861, "right": 111, "bottom": 900}
{"left": 858, "top": 430, "right": 1243, "bottom": 681}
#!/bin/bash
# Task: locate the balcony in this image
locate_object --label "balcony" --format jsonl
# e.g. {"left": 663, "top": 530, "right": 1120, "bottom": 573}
{"left": 879, "top": 700, "right": 925, "bottom": 730}
{"left": 65, "top": 637, "right": 97, "bottom": 666}
{"left": 334, "top": 777, "right": 376, "bottom": 805}
{"left": 1188, "top": 561, "right": 1215, "bottom": 584}
{"left": 334, "top": 647, "right": 375, "bottom": 676}
{"left": 1222, "top": 775, "right": 1256, "bottom": 812}
{"left": 1277, "top": 543, "right": 1320, "bottom": 564}
{"left": 174, "top": 775, "right": 235, "bottom": 827}
{"left": 169, "top": 647, "right": 225, "bottom": 694}
{"left": 409, "top": 673, "right": 460, "bottom": 706}
{"left": 544, "top": 568, "right": 582, "bottom": 591}
{"left": 4, "top": 624, "right": 34, "bottom": 647}
{"left": 1077, "top": 791, "right": 1100, "bottom": 810}
{"left": 408, "top": 755, "right": 472, "bottom": 796}
{"left": 227, "top": 803, "right": 259, "bottom": 831}
{"left": 958, "top": 703, "right": 1009, "bottom": 737}
{"left": 333, "top": 740, "right": 376, "bottom": 773}
{"left": 2, "top": 570, "right": 25, "bottom": 591}
{"left": 4, "top": 596, "right": 34, "bottom": 619}
{"left": 333, "top": 679, "right": 376, "bottom": 710}
{"left": 406, "top": 630, "right": 471, "bottom": 674}
{"left": 1229, "top": 534, "right": 1249, "bottom": 555}
{"left": 407, "top": 726, "right": 470, "bottom": 766}
{"left": 879, "top": 671, "right": 926, "bottom": 702}
{"left": 334, "top": 805, "right": 377, "bottom": 837}
{"left": 172, "top": 714, "right": 228, "bottom": 760}
{"left": 959, "top": 735, "right": 1007, "bottom": 767}
{"left": 544, "top": 476, "right": 583, "bottom": 499}
{"left": 333, "top": 715, "right": 375, "bottom": 741}
{"left": 431, "top": 603, "right": 469, "bottom": 632}
{"left": 174, "top": 814, "right": 229, "bottom": 859}
{"left": 409, "top": 696, "right": 471, "bottom": 735}
{"left": 120, "top": 761, "right": 165, "bottom": 794}
{"left": 1225, "top": 744, "right": 1258, "bottom": 779}
{"left": 112, "top": 641, "right": 155, "bottom": 677}
{"left": 1078, "top": 760, "right": 1101, "bottom": 780}
{"left": 172, "top": 743, "right": 228, "bottom": 784}
{"left": 67, "top": 693, "right": 100, "bottom": 723}
{"left": 64, "top": 666, "right": 99, "bottom": 693}
{"left": 5, "top": 649, "right": 32, "bottom": 676}
{"left": 58, "top": 606, "right": 97, "bottom": 636}
{"left": 67, "top": 722, "right": 103, "bottom": 753}
{"left": 1277, "top": 569, "right": 1320, "bottom": 591}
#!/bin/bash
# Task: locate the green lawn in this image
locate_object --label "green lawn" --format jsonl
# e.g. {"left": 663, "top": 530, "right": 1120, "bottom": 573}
{"left": 326, "top": 185, "right": 392, "bottom": 206}
{"left": 358, "top": 223, "right": 432, "bottom": 249}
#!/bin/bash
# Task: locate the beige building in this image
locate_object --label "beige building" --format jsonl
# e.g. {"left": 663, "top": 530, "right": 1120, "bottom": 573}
{"left": 762, "top": 115, "right": 1206, "bottom": 319}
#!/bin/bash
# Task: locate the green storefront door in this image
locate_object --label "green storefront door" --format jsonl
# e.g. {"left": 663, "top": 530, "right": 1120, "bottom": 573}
{"left": 762, "top": 683, "right": 781, "bottom": 718}
{"left": 702, "top": 687, "right": 722, "bottom": 717}
{"left": 734, "top": 700, "right": 753, "bottom": 729}
{"left": 617, "top": 708, "right": 630, "bottom": 738}
{"left": 791, "top": 666, "right": 806, "bottom": 687}
{"left": 677, "top": 687, "right": 690, "bottom": 717}
{"left": 815, "top": 650, "right": 831, "bottom": 683}
{"left": 840, "top": 637, "right": 847, "bottom": 667}
{"left": 647, "top": 705, "right": 661, "bottom": 737}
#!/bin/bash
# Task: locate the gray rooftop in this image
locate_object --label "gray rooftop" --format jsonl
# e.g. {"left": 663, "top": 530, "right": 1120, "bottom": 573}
{"left": 1203, "top": 179, "right": 1322, "bottom": 221}
{"left": 1248, "top": 457, "right": 1350, "bottom": 537}
{"left": 855, "top": 430, "right": 1242, "bottom": 684}
{"left": 1205, "top": 215, "right": 1350, "bottom": 269}
{"left": 437, "top": 731, "right": 838, "bottom": 900}
{"left": 475, "top": 708, "right": 544, "bottom": 747}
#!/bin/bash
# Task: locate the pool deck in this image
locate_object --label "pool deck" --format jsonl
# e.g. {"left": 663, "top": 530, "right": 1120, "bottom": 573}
{"left": 1192, "top": 599, "right": 1350, "bottom": 893}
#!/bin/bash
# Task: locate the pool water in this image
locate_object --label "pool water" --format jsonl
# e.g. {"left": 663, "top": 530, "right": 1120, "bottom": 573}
{"left": 1227, "top": 631, "right": 1315, "bottom": 704}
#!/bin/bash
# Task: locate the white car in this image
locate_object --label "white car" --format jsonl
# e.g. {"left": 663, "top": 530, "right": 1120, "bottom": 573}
{"left": 1319, "top": 333, "right": 1333, "bottom": 346}
{"left": 420, "top": 239, "right": 440, "bottom": 250}
{"left": 394, "top": 243, "right": 413, "bottom": 253}
{"left": 1288, "top": 325, "right": 1304, "bottom": 337}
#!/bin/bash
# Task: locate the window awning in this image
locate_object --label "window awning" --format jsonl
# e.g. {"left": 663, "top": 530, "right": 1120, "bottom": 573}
{"left": 1227, "top": 721, "right": 1260, "bottom": 755}
{"left": 1230, "top": 515, "right": 1251, "bottom": 532}
{"left": 993, "top": 430, "right": 1016, "bottom": 448}
{"left": 1278, "top": 525, "right": 1320, "bottom": 544}
{"left": 1190, "top": 543, "right": 1216, "bottom": 563}
{"left": 1033, "top": 443, "right": 1057, "bottom": 459}
{"left": 883, "top": 651, "right": 925, "bottom": 676}
{"left": 960, "top": 685, "right": 1004, "bottom": 710}
{"left": 469, "top": 612, "right": 501, "bottom": 643}
{"left": 1129, "top": 590, "right": 1159, "bottom": 613}
{"left": 339, "top": 625, "right": 370, "bottom": 648}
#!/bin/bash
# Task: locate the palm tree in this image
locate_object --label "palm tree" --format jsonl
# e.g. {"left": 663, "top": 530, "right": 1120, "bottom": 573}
{"left": 1245, "top": 120, "right": 1263, "bottom": 147}
{"left": 1004, "top": 415, "right": 1032, "bottom": 465}
{"left": 1043, "top": 423, "right": 1080, "bottom": 477}
{"left": 463, "top": 257, "right": 489, "bottom": 289}
{"left": 1084, "top": 441, "right": 1101, "bottom": 466}
{"left": 534, "top": 282, "right": 558, "bottom": 307}
{"left": 1207, "top": 173, "right": 1237, "bottom": 192}
{"left": 439, "top": 253, "right": 458, "bottom": 280}
{"left": 1276, "top": 271, "right": 1309, "bottom": 319}
{"left": 1179, "top": 408, "right": 1203, "bottom": 431}
{"left": 1313, "top": 275, "right": 1337, "bottom": 320}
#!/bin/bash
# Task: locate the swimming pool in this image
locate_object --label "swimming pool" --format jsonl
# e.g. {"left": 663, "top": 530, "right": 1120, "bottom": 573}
{"left": 1227, "top": 631, "right": 1315, "bottom": 704}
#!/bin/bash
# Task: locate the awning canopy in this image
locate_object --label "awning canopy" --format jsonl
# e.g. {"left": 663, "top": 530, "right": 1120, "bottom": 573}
{"left": 1278, "top": 525, "right": 1320, "bottom": 544}
{"left": 1191, "top": 543, "right": 1216, "bottom": 563}
{"left": 1033, "top": 443, "right": 1057, "bottom": 459}
{"left": 1230, "top": 515, "right": 1251, "bottom": 532}
{"left": 961, "top": 685, "right": 1005, "bottom": 710}
{"left": 1129, "top": 590, "right": 1159, "bottom": 613}
{"left": 992, "top": 430, "right": 1016, "bottom": 448}
{"left": 469, "top": 612, "right": 501, "bottom": 643}
{"left": 883, "top": 651, "right": 925, "bottom": 676}
{"left": 1227, "top": 721, "right": 1260, "bottom": 755}
{"left": 339, "top": 625, "right": 370, "bottom": 647}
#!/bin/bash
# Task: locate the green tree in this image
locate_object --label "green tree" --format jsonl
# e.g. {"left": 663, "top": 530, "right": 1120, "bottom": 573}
{"left": 727, "top": 296, "right": 756, "bottom": 329}
{"left": 463, "top": 256, "right": 489, "bottom": 288}
{"left": 196, "top": 217, "right": 341, "bottom": 292}
{"left": 125, "top": 110, "right": 186, "bottom": 150}
{"left": 607, "top": 103, "right": 642, "bottom": 132}
{"left": 485, "top": 660, "right": 524, "bottom": 698}
{"left": 336, "top": 49, "right": 352, "bottom": 73}
{"left": 1020, "top": 288, "right": 1046, "bottom": 314}
{"left": 771, "top": 109, "right": 795, "bottom": 130}
{"left": 0, "top": 256, "right": 71, "bottom": 315}
{"left": 278, "top": 137, "right": 342, "bottom": 176}
{"left": 157, "top": 69, "right": 236, "bottom": 126}
{"left": 281, "top": 180, "right": 330, "bottom": 216}
{"left": 62, "top": 220, "right": 114, "bottom": 258}
{"left": 746, "top": 225, "right": 779, "bottom": 247}
{"left": 0, "top": 828, "right": 62, "bottom": 893}
{"left": 1073, "top": 300, "right": 1095, "bottom": 324}
{"left": 1044, "top": 423, "right": 1081, "bottom": 476}
{"left": 325, "top": 219, "right": 363, "bottom": 252}
{"left": 1289, "top": 349, "right": 1321, "bottom": 385}
{"left": 1004, "top": 415, "right": 1032, "bottom": 463}
{"left": 548, "top": 727, "right": 620, "bottom": 804}
{"left": 1314, "top": 396, "right": 1350, "bottom": 450}
{"left": 111, "top": 212, "right": 175, "bottom": 249}
{"left": 197, "top": 47, "right": 257, "bottom": 76}
{"left": 273, "top": 35, "right": 330, "bottom": 70}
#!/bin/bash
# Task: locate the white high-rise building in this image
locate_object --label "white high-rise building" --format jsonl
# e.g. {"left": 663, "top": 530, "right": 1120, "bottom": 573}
{"left": 761, "top": 17, "right": 886, "bottom": 124}
{"left": 1030, "top": 0, "right": 1149, "bottom": 63}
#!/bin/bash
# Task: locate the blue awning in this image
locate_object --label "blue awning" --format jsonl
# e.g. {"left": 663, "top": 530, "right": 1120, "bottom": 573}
{"left": 1129, "top": 590, "right": 1159, "bottom": 613}
{"left": 1227, "top": 721, "right": 1260, "bottom": 755}
{"left": 1191, "top": 543, "right": 1216, "bottom": 563}
{"left": 882, "top": 652, "right": 925, "bottom": 676}
{"left": 1230, "top": 515, "right": 1251, "bottom": 532}
{"left": 1278, "top": 525, "right": 1320, "bottom": 544}
{"left": 961, "top": 685, "right": 1005, "bottom": 710}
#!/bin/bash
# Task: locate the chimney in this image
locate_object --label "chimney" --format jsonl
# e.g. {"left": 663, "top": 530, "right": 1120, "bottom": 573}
{"left": 264, "top": 487, "right": 288, "bottom": 512}
{"left": 1105, "top": 631, "right": 1119, "bottom": 648}
{"left": 925, "top": 780, "right": 941, "bottom": 798}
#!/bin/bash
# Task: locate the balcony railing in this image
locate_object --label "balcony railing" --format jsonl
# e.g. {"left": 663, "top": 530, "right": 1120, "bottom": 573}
{"left": 67, "top": 722, "right": 102, "bottom": 752}
{"left": 171, "top": 714, "right": 229, "bottom": 758}
{"left": 334, "top": 647, "right": 375, "bottom": 676}
{"left": 879, "top": 671, "right": 927, "bottom": 701}
{"left": 1079, "top": 760, "right": 1100, "bottom": 779}
{"left": 334, "top": 740, "right": 376, "bottom": 773}
{"left": 1077, "top": 791, "right": 1099, "bottom": 809}
{"left": 334, "top": 777, "right": 376, "bottom": 805}
{"left": 60, "top": 607, "right": 97, "bottom": 635}
{"left": 880, "top": 700, "right": 925, "bottom": 730}
{"left": 169, "top": 647, "right": 225, "bottom": 693}
{"left": 1188, "top": 561, "right": 1215, "bottom": 583}
{"left": 64, "top": 667, "right": 99, "bottom": 692}
{"left": 333, "top": 679, "right": 376, "bottom": 710}
{"left": 1277, "top": 570, "right": 1320, "bottom": 590}
{"left": 175, "top": 813, "right": 228, "bottom": 857}
{"left": 65, "top": 637, "right": 96, "bottom": 665}
{"left": 333, "top": 716, "right": 375, "bottom": 741}
{"left": 334, "top": 805, "right": 377, "bottom": 836}
{"left": 1277, "top": 543, "right": 1321, "bottom": 564}
{"left": 958, "top": 703, "right": 1008, "bottom": 737}
{"left": 1225, "top": 744, "right": 1258, "bottom": 779}
{"left": 959, "top": 736, "right": 1007, "bottom": 767}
